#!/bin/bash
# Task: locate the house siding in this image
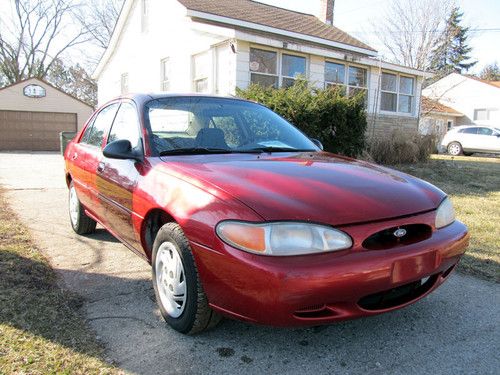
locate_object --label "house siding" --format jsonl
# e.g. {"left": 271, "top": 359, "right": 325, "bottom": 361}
{"left": 98, "top": 0, "right": 236, "bottom": 104}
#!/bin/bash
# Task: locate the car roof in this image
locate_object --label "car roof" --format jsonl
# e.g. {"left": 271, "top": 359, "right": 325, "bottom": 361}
{"left": 111, "top": 92, "right": 253, "bottom": 106}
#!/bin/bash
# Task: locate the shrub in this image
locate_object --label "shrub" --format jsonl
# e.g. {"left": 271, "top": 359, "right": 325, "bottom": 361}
{"left": 236, "top": 79, "right": 367, "bottom": 157}
{"left": 367, "top": 130, "right": 436, "bottom": 165}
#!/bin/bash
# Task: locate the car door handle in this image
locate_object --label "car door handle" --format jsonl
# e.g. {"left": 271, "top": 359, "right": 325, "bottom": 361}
{"left": 71, "top": 152, "right": 78, "bottom": 160}
{"left": 97, "top": 162, "right": 105, "bottom": 173}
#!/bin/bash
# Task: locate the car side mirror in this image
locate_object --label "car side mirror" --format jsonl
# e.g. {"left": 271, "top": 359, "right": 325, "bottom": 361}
{"left": 310, "top": 138, "right": 324, "bottom": 151}
{"left": 103, "top": 139, "right": 142, "bottom": 161}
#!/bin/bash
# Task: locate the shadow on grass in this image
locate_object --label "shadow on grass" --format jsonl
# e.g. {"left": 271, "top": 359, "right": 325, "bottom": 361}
{"left": 0, "top": 249, "right": 150, "bottom": 359}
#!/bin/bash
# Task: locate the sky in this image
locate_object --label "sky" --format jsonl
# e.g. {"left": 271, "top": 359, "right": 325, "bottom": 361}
{"left": 258, "top": 0, "right": 500, "bottom": 74}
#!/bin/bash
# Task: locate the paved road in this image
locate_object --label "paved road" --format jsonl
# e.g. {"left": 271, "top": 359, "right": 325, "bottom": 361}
{"left": 1, "top": 152, "right": 499, "bottom": 375}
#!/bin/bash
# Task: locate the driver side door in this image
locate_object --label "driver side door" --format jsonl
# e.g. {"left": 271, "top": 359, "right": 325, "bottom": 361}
{"left": 97, "top": 101, "right": 143, "bottom": 251}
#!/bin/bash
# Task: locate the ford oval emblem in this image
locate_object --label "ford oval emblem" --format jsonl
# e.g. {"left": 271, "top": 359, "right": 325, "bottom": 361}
{"left": 394, "top": 228, "right": 407, "bottom": 238}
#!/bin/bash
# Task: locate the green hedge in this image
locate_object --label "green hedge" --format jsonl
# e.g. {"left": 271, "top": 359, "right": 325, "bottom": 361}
{"left": 236, "top": 79, "right": 367, "bottom": 157}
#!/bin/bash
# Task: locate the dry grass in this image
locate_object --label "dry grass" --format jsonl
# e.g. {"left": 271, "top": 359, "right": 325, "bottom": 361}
{"left": 393, "top": 154, "right": 500, "bottom": 282}
{"left": 0, "top": 189, "right": 121, "bottom": 374}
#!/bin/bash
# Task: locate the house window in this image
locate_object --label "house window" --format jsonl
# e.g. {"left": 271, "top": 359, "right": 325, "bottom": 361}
{"left": 325, "top": 62, "right": 367, "bottom": 100}
{"left": 193, "top": 52, "right": 209, "bottom": 93}
{"left": 474, "top": 108, "right": 497, "bottom": 121}
{"left": 120, "top": 73, "right": 128, "bottom": 94}
{"left": 281, "top": 54, "right": 306, "bottom": 87}
{"left": 160, "top": 58, "right": 170, "bottom": 91}
{"left": 250, "top": 48, "right": 278, "bottom": 87}
{"left": 249, "top": 48, "right": 307, "bottom": 88}
{"left": 380, "top": 72, "right": 414, "bottom": 114}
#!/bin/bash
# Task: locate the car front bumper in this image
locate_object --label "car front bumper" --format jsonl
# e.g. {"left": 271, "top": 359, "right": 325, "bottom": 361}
{"left": 191, "top": 215, "right": 469, "bottom": 327}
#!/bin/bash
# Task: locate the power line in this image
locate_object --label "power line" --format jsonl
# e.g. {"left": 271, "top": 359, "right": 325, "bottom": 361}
{"left": 344, "top": 27, "right": 500, "bottom": 34}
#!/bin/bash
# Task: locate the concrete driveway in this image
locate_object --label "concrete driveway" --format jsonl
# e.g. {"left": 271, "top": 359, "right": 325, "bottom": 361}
{"left": 1, "top": 152, "right": 499, "bottom": 375}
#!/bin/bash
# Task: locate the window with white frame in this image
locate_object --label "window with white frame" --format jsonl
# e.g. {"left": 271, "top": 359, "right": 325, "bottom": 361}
{"left": 249, "top": 48, "right": 306, "bottom": 88}
{"left": 160, "top": 58, "right": 170, "bottom": 91}
{"left": 325, "top": 61, "right": 367, "bottom": 101}
{"left": 120, "top": 73, "right": 128, "bottom": 94}
{"left": 474, "top": 108, "right": 498, "bottom": 121}
{"left": 281, "top": 54, "right": 306, "bottom": 87}
{"left": 192, "top": 52, "right": 209, "bottom": 93}
{"left": 380, "top": 72, "right": 415, "bottom": 114}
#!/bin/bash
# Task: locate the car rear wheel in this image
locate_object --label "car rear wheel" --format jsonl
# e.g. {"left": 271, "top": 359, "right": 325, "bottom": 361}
{"left": 447, "top": 142, "right": 463, "bottom": 156}
{"left": 152, "top": 222, "right": 221, "bottom": 334}
{"left": 69, "top": 182, "right": 97, "bottom": 235}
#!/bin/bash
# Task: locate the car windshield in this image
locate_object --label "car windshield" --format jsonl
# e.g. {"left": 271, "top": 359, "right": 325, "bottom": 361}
{"left": 144, "top": 97, "right": 318, "bottom": 155}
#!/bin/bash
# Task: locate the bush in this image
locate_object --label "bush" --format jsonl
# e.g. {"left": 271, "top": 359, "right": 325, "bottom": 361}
{"left": 367, "top": 130, "right": 436, "bottom": 165}
{"left": 236, "top": 79, "right": 367, "bottom": 157}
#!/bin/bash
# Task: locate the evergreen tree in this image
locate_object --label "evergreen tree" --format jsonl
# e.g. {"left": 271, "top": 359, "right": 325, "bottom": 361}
{"left": 479, "top": 62, "right": 500, "bottom": 81}
{"left": 430, "top": 7, "right": 477, "bottom": 77}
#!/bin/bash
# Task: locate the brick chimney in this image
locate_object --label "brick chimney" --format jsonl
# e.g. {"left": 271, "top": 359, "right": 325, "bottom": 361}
{"left": 318, "top": 0, "right": 335, "bottom": 25}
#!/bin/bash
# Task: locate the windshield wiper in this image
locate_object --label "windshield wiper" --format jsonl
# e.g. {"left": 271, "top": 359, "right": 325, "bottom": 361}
{"left": 240, "top": 147, "right": 316, "bottom": 153}
{"left": 159, "top": 147, "right": 233, "bottom": 156}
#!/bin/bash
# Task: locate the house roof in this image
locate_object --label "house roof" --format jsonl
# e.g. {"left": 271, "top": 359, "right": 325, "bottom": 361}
{"left": 178, "top": 0, "right": 376, "bottom": 53}
{"left": 465, "top": 75, "right": 500, "bottom": 89}
{"left": 421, "top": 97, "right": 463, "bottom": 116}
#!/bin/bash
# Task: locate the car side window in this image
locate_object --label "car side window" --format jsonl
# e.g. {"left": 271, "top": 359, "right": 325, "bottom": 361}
{"left": 81, "top": 103, "right": 119, "bottom": 147}
{"left": 477, "top": 127, "right": 493, "bottom": 136}
{"left": 461, "top": 128, "right": 478, "bottom": 135}
{"left": 108, "top": 102, "right": 141, "bottom": 149}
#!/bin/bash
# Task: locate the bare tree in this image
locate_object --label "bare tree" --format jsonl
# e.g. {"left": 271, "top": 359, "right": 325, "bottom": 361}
{"left": 0, "top": 0, "right": 90, "bottom": 84}
{"left": 75, "top": 0, "right": 123, "bottom": 52}
{"left": 373, "top": 0, "right": 453, "bottom": 71}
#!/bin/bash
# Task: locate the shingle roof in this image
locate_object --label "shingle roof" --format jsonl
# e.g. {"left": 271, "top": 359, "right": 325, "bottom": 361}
{"left": 177, "top": 0, "right": 376, "bottom": 53}
{"left": 422, "top": 97, "right": 463, "bottom": 116}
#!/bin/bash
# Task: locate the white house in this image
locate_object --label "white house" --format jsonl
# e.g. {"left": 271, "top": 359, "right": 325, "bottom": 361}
{"left": 94, "top": 0, "right": 430, "bottom": 136}
{"left": 423, "top": 73, "right": 500, "bottom": 128}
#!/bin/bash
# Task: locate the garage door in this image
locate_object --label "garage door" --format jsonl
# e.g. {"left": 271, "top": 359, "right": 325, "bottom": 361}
{"left": 0, "top": 111, "right": 77, "bottom": 151}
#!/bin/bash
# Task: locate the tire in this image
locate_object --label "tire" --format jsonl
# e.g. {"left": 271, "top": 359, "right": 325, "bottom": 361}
{"left": 152, "top": 222, "right": 221, "bottom": 334}
{"left": 69, "top": 181, "right": 97, "bottom": 235}
{"left": 447, "top": 142, "right": 463, "bottom": 156}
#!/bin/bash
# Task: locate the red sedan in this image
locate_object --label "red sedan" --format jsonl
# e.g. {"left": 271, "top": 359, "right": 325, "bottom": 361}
{"left": 64, "top": 94, "right": 469, "bottom": 334}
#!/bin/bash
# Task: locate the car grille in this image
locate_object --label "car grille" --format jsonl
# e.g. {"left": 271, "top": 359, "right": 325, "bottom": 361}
{"left": 362, "top": 224, "right": 432, "bottom": 250}
{"left": 358, "top": 273, "right": 439, "bottom": 310}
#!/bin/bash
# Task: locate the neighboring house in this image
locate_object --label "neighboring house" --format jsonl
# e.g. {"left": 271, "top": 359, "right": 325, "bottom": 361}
{"left": 419, "top": 97, "right": 464, "bottom": 142}
{"left": 94, "top": 0, "right": 430, "bottom": 136}
{"left": 0, "top": 78, "right": 93, "bottom": 151}
{"left": 423, "top": 73, "right": 500, "bottom": 129}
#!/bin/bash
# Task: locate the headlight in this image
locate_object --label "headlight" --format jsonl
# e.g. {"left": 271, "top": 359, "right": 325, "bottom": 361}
{"left": 435, "top": 197, "right": 455, "bottom": 229}
{"left": 216, "top": 221, "right": 352, "bottom": 256}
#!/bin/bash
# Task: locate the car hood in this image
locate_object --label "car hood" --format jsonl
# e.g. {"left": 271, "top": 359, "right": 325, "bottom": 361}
{"left": 160, "top": 152, "right": 445, "bottom": 225}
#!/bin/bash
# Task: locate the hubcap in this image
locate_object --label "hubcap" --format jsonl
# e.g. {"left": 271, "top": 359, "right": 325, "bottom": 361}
{"left": 155, "top": 242, "right": 187, "bottom": 318}
{"left": 449, "top": 144, "right": 460, "bottom": 155}
{"left": 69, "top": 186, "right": 79, "bottom": 225}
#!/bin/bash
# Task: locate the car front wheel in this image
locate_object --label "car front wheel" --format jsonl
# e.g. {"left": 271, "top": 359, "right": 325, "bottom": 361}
{"left": 152, "top": 222, "right": 221, "bottom": 334}
{"left": 69, "top": 181, "right": 96, "bottom": 235}
{"left": 447, "top": 142, "right": 463, "bottom": 156}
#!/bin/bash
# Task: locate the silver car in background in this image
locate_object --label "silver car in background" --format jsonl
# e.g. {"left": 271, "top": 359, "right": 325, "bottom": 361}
{"left": 441, "top": 125, "right": 500, "bottom": 156}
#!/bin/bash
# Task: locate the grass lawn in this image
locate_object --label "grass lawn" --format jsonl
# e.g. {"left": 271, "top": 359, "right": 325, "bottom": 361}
{"left": 393, "top": 154, "right": 499, "bottom": 283}
{"left": 0, "top": 189, "right": 120, "bottom": 374}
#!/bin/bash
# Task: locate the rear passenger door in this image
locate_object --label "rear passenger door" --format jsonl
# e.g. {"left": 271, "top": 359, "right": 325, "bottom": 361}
{"left": 70, "top": 103, "right": 119, "bottom": 221}
{"left": 459, "top": 127, "right": 478, "bottom": 149}
{"left": 97, "top": 101, "right": 143, "bottom": 250}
